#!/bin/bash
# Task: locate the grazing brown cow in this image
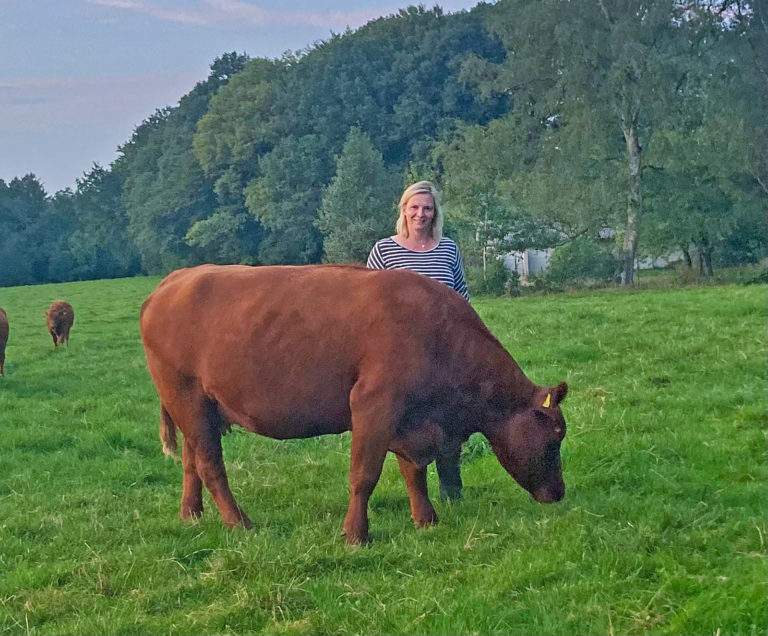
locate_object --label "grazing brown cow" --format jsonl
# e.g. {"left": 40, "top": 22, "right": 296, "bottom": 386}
{"left": 46, "top": 300, "right": 74, "bottom": 347}
{"left": 0, "top": 307, "right": 8, "bottom": 376}
{"left": 140, "top": 264, "right": 568, "bottom": 544}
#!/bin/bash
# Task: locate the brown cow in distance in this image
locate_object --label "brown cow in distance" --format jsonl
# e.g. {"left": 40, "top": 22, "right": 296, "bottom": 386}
{"left": 46, "top": 300, "right": 74, "bottom": 347}
{"left": 0, "top": 307, "right": 7, "bottom": 376}
{"left": 140, "top": 264, "right": 569, "bottom": 545}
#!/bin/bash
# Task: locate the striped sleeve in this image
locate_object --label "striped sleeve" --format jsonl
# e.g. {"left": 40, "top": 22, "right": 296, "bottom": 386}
{"left": 366, "top": 241, "right": 386, "bottom": 269}
{"left": 452, "top": 243, "right": 469, "bottom": 301}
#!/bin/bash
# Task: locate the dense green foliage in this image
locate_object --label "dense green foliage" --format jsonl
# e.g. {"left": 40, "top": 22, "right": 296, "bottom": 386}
{"left": 544, "top": 237, "right": 621, "bottom": 285}
{"left": 1, "top": 2, "right": 765, "bottom": 289}
{"left": 118, "top": 52, "right": 251, "bottom": 272}
{"left": 316, "top": 128, "right": 400, "bottom": 263}
{"left": 0, "top": 277, "right": 764, "bottom": 634}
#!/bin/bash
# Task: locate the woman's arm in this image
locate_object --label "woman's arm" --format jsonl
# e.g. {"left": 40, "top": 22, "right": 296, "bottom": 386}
{"left": 366, "top": 241, "right": 386, "bottom": 269}
{"left": 453, "top": 246, "right": 470, "bottom": 301}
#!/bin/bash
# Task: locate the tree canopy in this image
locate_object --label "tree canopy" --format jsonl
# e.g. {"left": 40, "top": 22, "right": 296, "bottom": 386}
{"left": 1, "top": 2, "right": 764, "bottom": 289}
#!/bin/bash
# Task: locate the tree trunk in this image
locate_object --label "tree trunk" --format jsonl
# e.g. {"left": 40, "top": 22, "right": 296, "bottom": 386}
{"left": 704, "top": 251, "right": 714, "bottom": 276}
{"left": 682, "top": 247, "right": 693, "bottom": 269}
{"left": 621, "top": 121, "right": 643, "bottom": 286}
{"left": 701, "top": 237, "right": 714, "bottom": 276}
{"left": 482, "top": 207, "right": 489, "bottom": 280}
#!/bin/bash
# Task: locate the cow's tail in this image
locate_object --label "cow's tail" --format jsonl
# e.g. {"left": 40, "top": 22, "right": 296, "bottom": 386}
{"left": 160, "top": 406, "right": 179, "bottom": 460}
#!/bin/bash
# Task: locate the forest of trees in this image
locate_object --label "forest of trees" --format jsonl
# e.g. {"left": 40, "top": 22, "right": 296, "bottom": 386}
{"left": 1, "top": 0, "right": 765, "bottom": 291}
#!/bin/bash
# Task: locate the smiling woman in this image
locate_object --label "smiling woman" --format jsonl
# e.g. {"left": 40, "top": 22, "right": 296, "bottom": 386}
{"left": 367, "top": 181, "right": 469, "bottom": 302}
{"left": 367, "top": 180, "right": 470, "bottom": 500}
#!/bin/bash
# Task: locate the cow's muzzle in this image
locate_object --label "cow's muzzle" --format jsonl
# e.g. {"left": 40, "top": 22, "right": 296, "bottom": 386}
{"left": 532, "top": 482, "right": 565, "bottom": 503}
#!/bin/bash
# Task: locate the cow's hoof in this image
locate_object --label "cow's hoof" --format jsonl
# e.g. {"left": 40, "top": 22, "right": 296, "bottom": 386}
{"left": 342, "top": 530, "right": 370, "bottom": 546}
{"left": 413, "top": 510, "right": 438, "bottom": 527}
{"left": 180, "top": 505, "right": 203, "bottom": 520}
{"left": 226, "top": 510, "right": 254, "bottom": 530}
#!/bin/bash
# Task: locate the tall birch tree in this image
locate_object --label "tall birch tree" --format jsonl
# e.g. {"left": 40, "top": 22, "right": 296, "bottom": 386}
{"left": 468, "top": 0, "right": 709, "bottom": 284}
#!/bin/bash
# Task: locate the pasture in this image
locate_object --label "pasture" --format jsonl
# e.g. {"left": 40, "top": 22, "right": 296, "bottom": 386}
{"left": 0, "top": 275, "right": 765, "bottom": 635}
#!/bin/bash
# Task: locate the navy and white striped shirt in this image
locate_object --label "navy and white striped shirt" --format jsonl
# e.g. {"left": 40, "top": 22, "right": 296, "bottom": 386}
{"left": 366, "top": 237, "right": 470, "bottom": 301}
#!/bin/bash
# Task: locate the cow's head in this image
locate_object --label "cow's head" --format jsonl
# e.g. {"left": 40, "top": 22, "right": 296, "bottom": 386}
{"left": 489, "top": 381, "right": 568, "bottom": 503}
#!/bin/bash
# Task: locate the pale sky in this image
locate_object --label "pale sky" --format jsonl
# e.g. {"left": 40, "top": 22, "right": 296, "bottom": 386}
{"left": 1, "top": 0, "right": 485, "bottom": 194}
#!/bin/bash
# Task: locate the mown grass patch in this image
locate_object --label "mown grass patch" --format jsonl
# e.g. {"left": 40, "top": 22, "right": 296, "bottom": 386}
{"left": 0, "top": 276, "right": 765, "bottom": 635}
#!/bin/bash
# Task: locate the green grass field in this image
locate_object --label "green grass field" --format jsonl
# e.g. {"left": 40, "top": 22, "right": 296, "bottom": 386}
{"left": 0, "top": 276, "right": 765, "bottom": 635}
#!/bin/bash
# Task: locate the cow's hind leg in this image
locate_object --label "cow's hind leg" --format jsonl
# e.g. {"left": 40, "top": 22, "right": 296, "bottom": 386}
{"left": 194, "top": 417, "right": 253, "bottom": 529}
{"left": 163, "top": 404, "right": 204, "bottom": 520}
{"left": 166, "top": 389, "right": 252, "bottom": 529}
{"left": 180, "top": 436, "right": 204, "bottom": 520}
{"left": 396, "top": 456, "right": 438, "bottom": 528}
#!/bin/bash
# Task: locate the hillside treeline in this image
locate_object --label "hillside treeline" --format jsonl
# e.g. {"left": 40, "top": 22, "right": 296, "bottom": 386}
{"left": 1, "top": 1, "right": 765, "bottom": 290}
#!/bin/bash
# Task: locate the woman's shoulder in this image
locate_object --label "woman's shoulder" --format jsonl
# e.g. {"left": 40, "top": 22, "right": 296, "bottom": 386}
{"left": 438, "top": 236, "right": 459, "bottom": 251}
{"left": 373, "top": 236, "right": 402, "bottom": 250}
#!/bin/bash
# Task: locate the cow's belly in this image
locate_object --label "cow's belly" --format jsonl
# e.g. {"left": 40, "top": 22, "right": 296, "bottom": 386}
{"left": 208, "top": 376, "right": 353, "bottom": 440}
{"left": 245, "top": 411, "right": 351, "bottom": 439}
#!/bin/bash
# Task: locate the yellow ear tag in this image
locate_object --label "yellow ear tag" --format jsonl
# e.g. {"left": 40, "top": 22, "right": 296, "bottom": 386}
{"left": 542, "top": 394, "right": 551, "bottom": 408}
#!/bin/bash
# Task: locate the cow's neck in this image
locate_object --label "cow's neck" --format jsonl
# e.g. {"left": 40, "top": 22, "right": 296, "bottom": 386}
{"left": 454, "top": 327, "right": 537, "bottom": 424}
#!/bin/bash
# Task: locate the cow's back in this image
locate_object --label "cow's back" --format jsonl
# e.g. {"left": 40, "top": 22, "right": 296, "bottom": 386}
{"left": 140, "top": 264, "right": 495, "bottom": 437}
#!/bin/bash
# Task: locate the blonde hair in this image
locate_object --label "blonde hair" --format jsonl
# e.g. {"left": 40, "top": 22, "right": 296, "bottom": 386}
{"left": 395, "top": 181, "right": 444, "bottom": 240}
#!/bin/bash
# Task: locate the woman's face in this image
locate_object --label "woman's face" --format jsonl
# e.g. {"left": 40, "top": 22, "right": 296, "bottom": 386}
{"left": 402, "top": 193, "right": 435, "bottom": 235}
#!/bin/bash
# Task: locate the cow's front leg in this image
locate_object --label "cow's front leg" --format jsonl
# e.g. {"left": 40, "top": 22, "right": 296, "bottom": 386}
{"left": 396, "top": 455, "right": 437, "bottom": 528}
{"left": 343, "top": 427, "right": 388, "bottom": 545}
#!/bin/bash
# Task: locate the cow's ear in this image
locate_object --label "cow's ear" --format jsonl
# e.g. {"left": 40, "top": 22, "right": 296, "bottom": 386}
{"left": 536, "top": 382, "right": 568, "bottom": 410}
{"left": 552, "top": 381, "right": 568, "bottom": 406}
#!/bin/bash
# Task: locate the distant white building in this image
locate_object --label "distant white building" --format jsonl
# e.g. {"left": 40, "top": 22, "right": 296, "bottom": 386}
{"left": 637, "top": 252, "right": 685, "bottom": 269}
{"left": 503, "top": 248, "right": 553, "bottom": 279}
{"left": 502, "top": 229, "right": 683, "bottom": 282}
